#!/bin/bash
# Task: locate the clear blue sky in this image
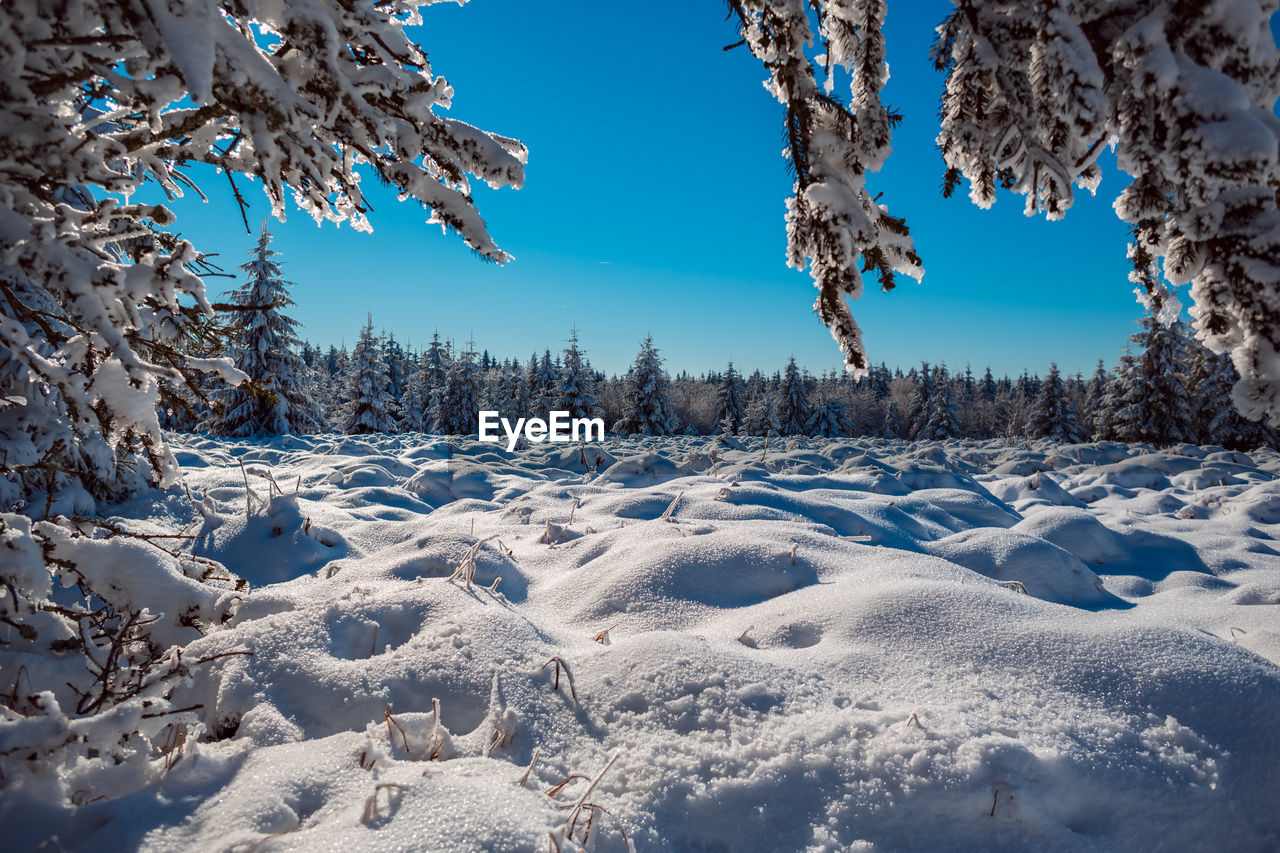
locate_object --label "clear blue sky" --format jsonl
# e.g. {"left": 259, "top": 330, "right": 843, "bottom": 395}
{"left": 156, "top": 2, "right": 1278, "bottom": 379}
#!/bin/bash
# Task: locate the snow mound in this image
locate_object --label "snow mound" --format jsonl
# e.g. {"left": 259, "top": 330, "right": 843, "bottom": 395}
{"left": 8, "top": 435, "right": 1280, "bottom": 851}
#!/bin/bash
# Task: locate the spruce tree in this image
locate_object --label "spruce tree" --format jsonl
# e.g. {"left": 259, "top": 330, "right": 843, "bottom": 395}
{"left": 1026, "top": 364, "right": 1085, "bottom": 443}
{"left": 918, "top": 365, "right": 961, "bottom": 440}
{"left": 441, "top": 343, "right": 482, "bottom": 435}
{"left": 555, "top": 329, "right": 600, "bottom": 420}
{"left": 421, "top": 333, "right": 450, "bottom": 433}
{"left": 613, "top": 336, "right": 679, "bottom": 436}
{"left": 880, "top": 399, "right": 902, "bottom": 439}
{"left": 743, "top": 393, "right": 782, "bottom": 438}
{"left": 401, "top": 356, "right": 428, "bottom": 432}
{"left": 342, "top": 316, "right": 395, "bottom": 434}
{"left": 979, "top": 368, "right": 998, "bottom": 404}
{"left": 210, "top": 226, "right": 324, "bottom": 437}
{"left": 778, "top": 357, "right": 813, "bottom": 436}
{"left": 1108, "top": 310, "right": 1194, "bottom": 446}
{"left": 502, "top": 361, "right": 533, "bottom": 422}
{"left": 807, "top": 394, "right": 849, "bottom": 438}
{"left": 382, "top": 333, "right": 407, "bottom": 430}
{"left": 716, "top": 362, "right": 746, "bottom": 434}
{"left": 906, "top": 362, "right": 934, "bottom": 438}
{"left": 1095, "top": 350, "right": 1138, "bottom": 442}
{"left": 1083, "top": 360, "right": 1110, "bottom": 435}
{"left": 1186, "top": 344, "right": 1275, "bottom": 450}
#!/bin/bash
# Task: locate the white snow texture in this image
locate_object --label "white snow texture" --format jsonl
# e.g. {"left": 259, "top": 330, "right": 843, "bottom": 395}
{"left": 4, "top": 434, "right": 1280, "bottom": 851}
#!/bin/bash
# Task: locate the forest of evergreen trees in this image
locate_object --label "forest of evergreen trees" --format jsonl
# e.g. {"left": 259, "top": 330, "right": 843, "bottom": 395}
{"left": 175, "top": 231, "right": 1276, "bottom": 451}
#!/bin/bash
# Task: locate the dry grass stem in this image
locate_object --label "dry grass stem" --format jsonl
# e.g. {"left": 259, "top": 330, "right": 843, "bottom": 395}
{"left": 541, "top": 657, "right": 578, "bottom": 702}
{"left": 517, "top": 746, "right": 541, "bottom": 787}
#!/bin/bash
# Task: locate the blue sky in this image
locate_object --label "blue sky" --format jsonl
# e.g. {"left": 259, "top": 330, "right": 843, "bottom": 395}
{"left": 158, "top": 2, "right": 1269, "bottom": 379}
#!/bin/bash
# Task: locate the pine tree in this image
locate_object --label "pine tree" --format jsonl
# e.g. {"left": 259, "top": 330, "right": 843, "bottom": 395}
{"left": 342, "top": 316, "right": 395, "bottom": 434}
{"left": 880, "top": 399, "right": 902, "bottom": 439}
{"left": 778, "top": 357, "right": 813, "bottom": 436}
{"left": 918, "top": 365, "right": 961, "bottom": 440}
{"left": 382, "top": 333, "right": 407, "bottom": 430}
{"left": 210, "top": 226, "right": 324, "bottom": 437}
{"left": 401, "top": 356, "right": 428, "bottom": 432}
{"left": 613, "top": 336, "right": 679, "bottom": 436}
{"left": 743, "top": 393, "right": 782, "bottom": 438}
{"left": 1108, "top": 310, "right": 1194, "bottom": 446}
{"left": 501, "top": 361, "right": 533, "bottom": 422}
{"left": 979, "top": 368, "right": 998, "bottom": 404}
{"left": 441, "top": 343, "right": 482, "bottom": 435}
{"left": 1185, "top": 344, "right": 1277, "bottom": 450}
{"left": 807, "top": 394, "right": 849, "bottom": 438}
{"left": 1095, "top": 350, "right": 1138, "bottom": 442}
{"left": 906, "top": 361, "right": 934, "bottom": 438}
{"left": 421, "top": 333, "right": 450, "bottom": 433}
{"left": 1026, "top": 363, "right": 1085, "bottom": 443}
{"left": 715, "top": 362, "right": 746, "bottom": 434}
{"left": 555, "top": 329, "right": 600, "bottom": 420}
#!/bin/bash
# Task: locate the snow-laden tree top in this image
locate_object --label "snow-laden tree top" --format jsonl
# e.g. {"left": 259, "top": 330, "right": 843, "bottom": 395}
{"left": 729, "top": 0, "right": 1280, "bottom": 421}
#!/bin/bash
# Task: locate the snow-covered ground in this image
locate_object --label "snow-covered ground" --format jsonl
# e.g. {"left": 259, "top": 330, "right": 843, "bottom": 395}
{"left": 8, "top": 434, "right": 1280, "bottom": 851}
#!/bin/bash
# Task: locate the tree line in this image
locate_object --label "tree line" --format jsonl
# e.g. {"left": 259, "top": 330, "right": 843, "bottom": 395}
{"left": 180, "top": 231, "right": 1275, "bottom": 451}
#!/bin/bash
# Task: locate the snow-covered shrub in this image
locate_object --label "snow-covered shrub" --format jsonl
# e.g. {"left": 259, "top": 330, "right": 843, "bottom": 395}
{"left": 0, "top": 513, "right": 239, "bottom": 803}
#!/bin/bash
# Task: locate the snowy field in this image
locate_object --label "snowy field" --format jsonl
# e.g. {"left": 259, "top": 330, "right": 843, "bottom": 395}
{"left": 8, "top": 434, "right": 1280, "bottom": 851}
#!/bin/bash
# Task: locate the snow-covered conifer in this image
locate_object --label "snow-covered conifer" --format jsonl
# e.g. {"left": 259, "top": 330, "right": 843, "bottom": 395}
{"left": 417, "top": 334, "right": 450, "bottom": 433}
{"left": 401, "top": 360, "right": 428, "bottom": 433}
{"left": 209, "top": 227, "right": 323, "bottom": 437}
{"left": 778, "top": 357, "right": 813, "bottom": 436}
{"left": 555, "top": 330, "right": 600, "bottom": 420}
{"left": 727, "top": 0, "right": 922, "bottom": 374}
{"left": 502, "top": 361, "right": 533, "bottom": 422}
{"left": 382, "top": 334, "right": 408, "bottom": 430}
{"left": 614, "top": 336, "right": 679, "bottom": 436}
{"left": 918, "top": 365, "right": 961, "bottom": 440}
{"left": 441, "top": 344, "right": 482, "bottom": 435}
{"left": 1095, "top": 351, "right": 1138, "bottom": 442}
{"left": 1082, "top": 360, "right": 1110, "bottom": 433}
{"left": 716, "top": 363, "right": 746, "bottom": 435}
{"left": 743, "top": 393, "right": 782, "bottom": 438}
{"left": 979, "top": 368, "right": 998, "bottom": 404}
{"left": 807, "top": 394, "right": 849, "bottom": 438}
{"left": 342, "top": 317, "right": 395, "bottom": 435}
{"left": 1118, "top": 311, "right": 1194, "bottom": 446}
{"left": 906, "top": 362, "right": 934, "bottom": 438}
{"left": 1026, "top": 364, "right": 1085, "bottom": 443}
{"left": 880, "top": 399, "right": 902, "bottom": 439}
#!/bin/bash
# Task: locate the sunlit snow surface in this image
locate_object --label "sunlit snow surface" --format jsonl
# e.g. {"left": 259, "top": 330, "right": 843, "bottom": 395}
{"left": 15, "top": 435, "right": 1280, "bottom": 851}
